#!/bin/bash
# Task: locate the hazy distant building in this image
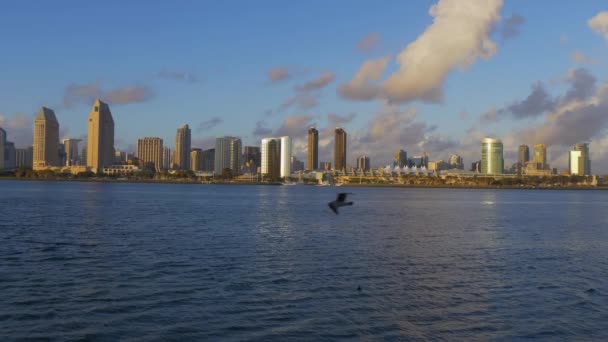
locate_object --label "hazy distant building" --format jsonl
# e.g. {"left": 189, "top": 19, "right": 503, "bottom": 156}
{"left": 243, "top": 146, "right": 261, "bottom": 173}
{"left": 448, "top": 154, "right": 464, "bottom": 169}
{"left": 307, "top": 126, "right": 319, "bottom": 170}
{"left": 518, "top": 145, "right": 530, "bottom": 165}
{"left": 0, "top": 127, "right": 5, "bottom": 170}
{"left": 357, "top": 155, "right": 370, "bottom": 172}
{"left": 334, "top": 128, "right": 347, "bottom": 171}
{"left": 15, "top": 147, "right": 33, "bottom": 168}
{"left": 174, "top": 124, "right": 191, "bottom": 170}
{"left": 533, "top": 143, "right": 547, "bottom": 169}
{"left": 190, "top": 148, "right": 203, "bottom": 171}
{"left": 4, "top": 142, "right": 15, "bottom": 170}
{"left": 291, "top": 156, "right": 304, "bottom": 173}
{"left": 115, "top": 150, "right": 127, "bottom": 164}
{"left": 569, "top": 143, "right": 591, "bottom": 176}
{"left": 162, "top": 146, "right": 171, "bottom": 170}
{"left": 202, "top": 148, "right": 215, "bottom": 172}
{"left": 63, "top": 139, "right": 81, "bottom": 166}
{"left": 261, "top": 136, "right": 291, "bottom": 179}
{"left": 321, "top": 161, "right": 332, "bottom": 171}
{"left": 87, "top": 99, "right": 115, "bottom": 173}
{"left": 393, "top": 149, "right": 407, "bottom": 168}
{"left": 428, "top": 160, "right": 449, "bottom": 172}
{"left": 481, "top": 137, "right": 504, "bottom": 175}
{"left": 215, "top": 136, "right": 242, "bottom": 175}
{"left": 471, "top": 160, "right": 481, "bottom": 173}
{"left": 33, "top": 107, "right": 60, "bottom": 170}
{"left": 137, "top": 137, "right": 163, "bottom": 171}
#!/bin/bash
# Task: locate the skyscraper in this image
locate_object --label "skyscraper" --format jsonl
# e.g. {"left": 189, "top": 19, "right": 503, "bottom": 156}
{"left": 162, "top": 146, "right": 172, "bottom": 170}
{"left": 357, "top": 155, "right": 370, "bottom": 171}
{"left": 214, "top": 136, "right": 242, "bottom": 175}
{"left": 393, "top": 149, "right": 407, "bottom": 168}
{"left": 569, "top": 143, "right": 591, "bottom": 176}
{"left": 0, "top": 127, "right": 6, "bottom": 170}
{"left": 448, "top": 154, "right": 464, "bottom": 169}
{"left": 174, "top": 124, "right": 191, "bottom": 170}
{"left": 33, "top": 106, "right": 60, "bottom": 170}
{"left": 334, "top": 127, "right": 347, "bottom": 171}
{"left": 307, "top": 126, "right": 318, "bottom": 170}
{"left": 518, "top": 145, "right": 530, "bottom": 165}
{"left": 261, "top": 136, "right": 292, "bottom": 179}
{"left": 243, "top": 146, "right": 261, "bottom": 173}
{"left": 191, "top": 148, "right": 203, "bottom": 171}
{"left": 481, "top": 137, "right": 504, "bottom": 175}
{"left": 4, "top": 142, "right": 15, "bottom": 170}
{"left": 63, "top": 138, "right": 81, "bottom": 166}
{"left": 202, "top": 148, "right": 215, "bottom": 172}
{"left": 533, "top": 143, "right": 546, "bottom": 169}
{"left": 87, "top": 99, "right": 114, "bottom": 173}
{"left": 137, "top": 137, "right": 163, "bottom": 171}
{"left": 15, "top": 147, "right": 33, "bottom": 168}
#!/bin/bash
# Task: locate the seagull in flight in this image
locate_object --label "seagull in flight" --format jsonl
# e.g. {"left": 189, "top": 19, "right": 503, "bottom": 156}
{"left": 328, "top": 193, "right": 353, "bottom": 214}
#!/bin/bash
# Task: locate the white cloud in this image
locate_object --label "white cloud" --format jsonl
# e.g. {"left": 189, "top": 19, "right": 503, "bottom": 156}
{"left": 588, "top": 11, "right": 608, "bottom": 41}
{"left": 337, "top": 56, "right": 390, "bottom": 101}
{"left": 570, "top": 51, "right": 599, "bottom": 65}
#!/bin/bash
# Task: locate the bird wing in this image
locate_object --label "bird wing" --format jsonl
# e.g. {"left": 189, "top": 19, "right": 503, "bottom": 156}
{"left": 337, "top": 193, "right": 348, "bottom": 202}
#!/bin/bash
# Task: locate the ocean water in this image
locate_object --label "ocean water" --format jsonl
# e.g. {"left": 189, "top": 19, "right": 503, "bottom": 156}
{"left": 1, "top": 180, "right": 608, "bottom": 341}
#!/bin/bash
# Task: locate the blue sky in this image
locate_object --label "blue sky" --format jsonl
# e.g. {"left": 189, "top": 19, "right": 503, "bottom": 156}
{"left": 1, "top": 0, "right": 608, "bottom": 169}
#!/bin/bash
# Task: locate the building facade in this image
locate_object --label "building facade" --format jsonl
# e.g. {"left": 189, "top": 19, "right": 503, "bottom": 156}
{"left": 569, "top": 143, "right": 591, "bottom": 176}
{"left": 357, "top": 155, "right": 370, "bottom": 172}
{"left": 243, "top": 146, "right": 261, "bottom": 174}
{"left": 202, "top": 148, "right": 215, "bottom": 172}
{"left": 63, "top": 139, "right": 81, "bottom": 166}
{"left": 137, "top": 137, "right": 163, "bottom": 171}
{"left": 261, "top": 136, "right": 291, "bottom": 179}
{"left": 518, "top": 145, "right": 530, "bottom": 165}
{"left": 334, "top": 127, "right": 347, "bottom": 171}
{"left": 4, "top": 142, "right": 15, "bottom": 170}
{"left": 174, "top": 124, "right": 191, "bottom": 170}
{"left": 394, "top": 149, "right": 407, "bottom": 168}
{"left": 533, "top": 143, "right": 547, "bottom": 169}
{"left": 33, "top": 107, "right": 60, "bottom": 170}
{"left": 214, "top": 136, "right": 242, "bottom": 175}
{"left": 307, "top": 126, "right": 318, "bottom": 170}
{"left": 448, "top": 154, "right": 464, "bottom": 169}
{"left": 190, "top": 148, "right": 203, "bottom": 171}
{"left": 0, "top": 127, "right": 5, "bottom": 170}
{"left": 87, "top": 99, "right": 115, "bottom": 173}
{"left": 15, "top": 147, "right": 33, "bottom": 168}
{"left": 162, "top": 146, "right": 171, "bottom": 170}
{"left": 481, "top": 137, "right": 504, "bottom": 175}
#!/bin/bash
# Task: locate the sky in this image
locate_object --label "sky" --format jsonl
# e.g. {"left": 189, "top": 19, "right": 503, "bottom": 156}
{"left": 1, "top": 0, "right": 608, "bottom": 171}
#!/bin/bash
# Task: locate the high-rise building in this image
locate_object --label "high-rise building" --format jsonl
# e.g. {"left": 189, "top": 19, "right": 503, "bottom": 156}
{"left": 191, "top": 148, "right": 203, "bottom": 171}
{"left": 33, "top": 107, "right": 60, "bottom": 170}
{"left": 15, "top": 147, "right": 33, "bottom": 168}
{"left": 481, "top": 138, "right": 504, "bottom": 174}
{"left": 214, "top": 136, "right": 242, "bottom": 175}
{"left": 321, "top": 161, "right": 332, "bottom": 171}
{"left": 162, "top": 146, "right": 172, "bottom": 170}
{"left": 243, "top": 146, "right": 261, "bottom": 173}
{"left": 174, "top": 124, "right": 191, "bottom": 170}
{"left": 137, "top": 137, "right": 163, "bottom": 171}
{"left": 393, "top": 149, "right": 407, "bottom": 168}
{"left": 307, "top": 126, "right": 318, "bottom": 170}
{"left": 4, "top": 142, "right": 16, "bottom": 170}
{"left": 0, "top": 127, "right": 6, "bottom": 170}
{"left": 63, "top": 139, "right": 81, "bottom": 166}
{"left": 334, "top": 127, "right": 347, "bottom": 171}
{"left": 448, "top": 154, "right": 464, "bottom": 169}
{"left": 533, "top": 143, "right": 547, "bottom": 169}
{"left": 357, "top": 155, "right": 370, "bottom": 171}
{"left": 115, "top": 150, "right": 127, "bottom": 163}
{"left": 569, "top": 143, "right": 591, "bottom": 176}
{"left": 291, "top": 156, "right": 304, "bottom": 172}
{"left": 87, "top": 99, "right": 114, "bottom": 173}
{"left": 518, "top": 145, "right": 530, "bottom": 165}
{"left": 261, "top": 136, "right": 292, "bottom": 179}
{"left": 202, "top": 148, "right": 215, "bottom": 172}
{"left": 80, "top": 146, "right": 87, "bottom": 166}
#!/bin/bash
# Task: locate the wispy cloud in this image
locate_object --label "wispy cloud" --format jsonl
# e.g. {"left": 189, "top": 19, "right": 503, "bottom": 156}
{"left": 63, "top": 81, "right": 154, "bottom": 107}
{"left": 197, "top": 117, "right": 223, "bottom": 132}
{"left": 356, "top": 33, "right": 380, "bottom": 52}
{"left": 337, "top": 56, "right": 389, "bottom": 101}
{"left": 570, "top": 51, "right": 599, "bottom": 65}
{"left": 104, "top": 86, "right": 154, "bottom": 105}
{"left": 295, "top": 72, "right": 335, "bottom": 92}
{"left": 500, "top": 14, "right": 525, "bottom": 40}
{"left": 267, "top": 67, "right": 292, "bottom": 83}
{"left": 588, "top": 11, "right": 608, "bottom": 41}
{"left": 157, "top": 69, "right": 199, "bottom": 83}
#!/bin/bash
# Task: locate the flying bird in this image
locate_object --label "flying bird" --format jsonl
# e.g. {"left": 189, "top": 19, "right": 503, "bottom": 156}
{"left": 328, "top": 193, "right": 353, "bottom": 214}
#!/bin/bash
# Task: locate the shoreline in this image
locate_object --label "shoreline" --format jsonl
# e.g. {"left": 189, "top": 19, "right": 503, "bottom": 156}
{"left": 1, "top": 177, "right": 605, "bottom": 190}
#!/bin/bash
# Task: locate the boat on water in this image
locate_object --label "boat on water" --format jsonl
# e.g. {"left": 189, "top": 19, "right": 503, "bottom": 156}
{"left": 282, "top": 182, "right": 297, "bottom": 186}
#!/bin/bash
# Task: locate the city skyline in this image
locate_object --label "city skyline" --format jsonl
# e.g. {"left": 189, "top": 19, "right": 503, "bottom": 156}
{"left": 1, "top": 1, "right": 608, "bottom": 172}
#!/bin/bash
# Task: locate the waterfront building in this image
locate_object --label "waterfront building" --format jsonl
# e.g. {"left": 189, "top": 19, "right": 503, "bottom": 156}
{"left": 15, "top": 147, "right": 33, "bottom": 168}
{"left": 33, "top": 107, "right": 60, "bottom": 170}
{"left": 334, "top": 127, "right": 347, "bottom": 171}
{"left": 533, "top": 143, "right": 547, "bottom": 170}
{"left": 471, "top": 160, "right": 481, "bottom": 173}
{"left": 174, "top": 124, "right": 191, "bottom": 170}
{"left": 162, "top": 146, "right": 171, "bottom": 170}
{"left": 102, "top": 164, "right": 140, "bottom": 176}
{"left": 202, "top": 148, "right": 215, "bottom": 172}
{"left": 137, "top": 137, "right": 163, "bottom": 171}
{"left": 87, "top": 99, "right": 115, "bottom": 173}
{"left": 191, "top": 148, "right": 203, "bottom": 171}
{"left": 321, "top": 161, "right": 332, "bottom": 171}
{"left": 307, "top": 126, "right": 319, "bottom": 170}
{"left": 80, "top": 146, "right": 87, "bottom": 166}
{"left": 569, "top": 143, "right": 591, "bottom": 176}
{"left": 0, "top": 127, "right": 5, "bottom": 170}
{"left": 448, "top": 154, "right": 464, "bottom": 169}
{"left": 63, "top": 139, "right": 81, "bottom": 166}
{"left": 4, "top": 142, "right": 16, "bottom": 170}
{"left": 214, "top": 136, "right": 242, "bottom": 175}
{"left": 428, "top": 160, "right": 449, "bottom": 172}
{"left": 114, "top": 150, "right": 127, "bottom": 164}
{"left": 261, "top": 136, "right": 291, "bottom": 179}
{"left": 243, "top": 146, "right": 261, "bottom": 173}
{"left": 291, "top": 156, "right": 304, "bottom": 173}
{"left": 394, "top": 149, "right": 408, "bottom": 168}
{"left": 518, "top": 145, "right": 530, "bottom": 165}
{"left": 481, "top": 137, "right": 504, "bottom": 174}
{"left": 357, "top": 155, "right": 370, "bottom": 172}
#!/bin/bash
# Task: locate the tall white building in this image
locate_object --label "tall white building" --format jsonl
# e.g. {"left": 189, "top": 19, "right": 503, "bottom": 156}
{"left": 214, "top": 136, "right": 242, "bottom": 175}
{"left": 261, "top": 136, "right": 291, "bottom": 179}
{"left": 569, "top": 143, "right": 591, "bottom": 176}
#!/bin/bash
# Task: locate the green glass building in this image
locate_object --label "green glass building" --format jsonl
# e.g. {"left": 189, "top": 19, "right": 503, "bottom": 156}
{"left": 481, "top": 138, "right": 504, "bottom": 174}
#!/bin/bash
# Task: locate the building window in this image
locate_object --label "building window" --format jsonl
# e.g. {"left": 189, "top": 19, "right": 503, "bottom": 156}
{"left": 94, "top": 106, "right": 99, "bottom": 112}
